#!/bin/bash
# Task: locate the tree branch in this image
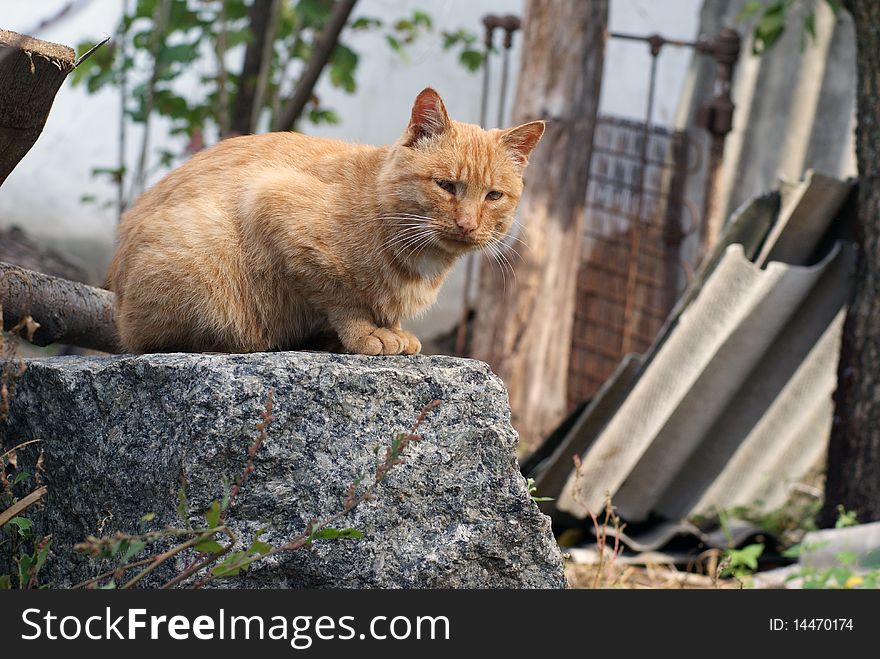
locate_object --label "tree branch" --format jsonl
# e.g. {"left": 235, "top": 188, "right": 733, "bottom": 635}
{"left": 1, "top": 261, "right": 118, "bottom": 353}
{"left": 274, "top": 0, "right": 358, "bottom": 132}
{"left": 230, "top": 0, "right": 276, "bottom": 135}
{"left": 250, "top": 0, "right": 283, "bottom": 133}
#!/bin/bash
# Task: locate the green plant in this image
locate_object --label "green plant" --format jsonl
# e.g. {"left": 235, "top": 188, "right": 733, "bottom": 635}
{"left": 785, "top": 547, "right": 880, "bottom": 589}
{"left": 70, "top": 0, "right": 483, "bottom": 214}
{"left": 737, "top": 0, "right": 842, "bottom": 54}
{"left": 1, "top": 438, "right": 51, "bottom": 590}
{"left": 720, "top": 543, "right": 764, "bottom": 578}
{"left": 1, "top": 302, "right": 51, "bottom": 590}
{"left": 834, "top": 504, "right": 858, "bottom": 528}
{"left": 526, "top": 477, "right": 553, "bottom": 503}
{"left": 773, "top": 506, "right": 878, "bottom": 588}
{"left": 715, "top": 510, "right": 765, "bottom": 580}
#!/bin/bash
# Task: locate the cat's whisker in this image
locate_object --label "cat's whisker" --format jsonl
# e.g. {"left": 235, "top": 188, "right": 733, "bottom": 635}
{"left": 374, "top": 212, "right": 440, "bottom": 222}
{"left": 484, "top": 242, "right": 507, "bottom": 291}
{"left": 490, "top": 230, "right": 528, "bottom": 254}
{"left": 407, "top": 231, "right": 438, "bottom": 261}
{"left": 381, "top": 227, "right": 438, "bottom": 258}
{"left": 487, "top": 239, "right": 518, "bottom": 290}
{"left": 380, "top": 229, "right": 434, "bottom": 255}
{"left": 488, "top": 233, "right": 525, "bottom": 264}
{"left": 497, "top": 249, "right": 518, "bottom": 287}
{"left": 504, "top": 232, "right": 530, "bottom": 250}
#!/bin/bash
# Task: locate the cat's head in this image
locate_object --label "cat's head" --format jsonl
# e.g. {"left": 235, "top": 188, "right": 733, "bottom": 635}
{"left": 381, "top": 87, "right": 544, "bottom": 258}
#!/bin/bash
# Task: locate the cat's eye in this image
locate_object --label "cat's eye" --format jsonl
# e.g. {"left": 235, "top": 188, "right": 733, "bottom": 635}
{"left": 486, "top": 190, "right": 503, "bottom": 201}
{"left": 435, "top": 179, "right": 456, "bottom": 194}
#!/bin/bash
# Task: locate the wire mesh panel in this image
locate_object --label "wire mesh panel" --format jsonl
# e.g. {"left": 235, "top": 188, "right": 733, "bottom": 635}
{"left": 567, "top": 115, "right": 693, "bottom": 409}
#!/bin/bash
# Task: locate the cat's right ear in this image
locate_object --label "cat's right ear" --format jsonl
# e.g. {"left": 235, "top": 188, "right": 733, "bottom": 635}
{"left": 403, "top": 87, "right": 450, "bottom": 147}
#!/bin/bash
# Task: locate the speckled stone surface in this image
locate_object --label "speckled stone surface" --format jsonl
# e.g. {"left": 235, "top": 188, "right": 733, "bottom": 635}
{"left": 1, "top": 352, "right": 566, "bottom": 588}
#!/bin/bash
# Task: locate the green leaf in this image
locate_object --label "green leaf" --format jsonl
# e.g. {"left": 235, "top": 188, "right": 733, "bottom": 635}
{"left": 803, "top": 11, "right": 816, "bottom": 39}
{"left": 0, "top": 575, "right": 11, "bottom": 589}
{"left": 459, "top": 49, "right": 484, "bottom": 72}
{"left": 351, "top": 16, "right": 383, "bottom": 30}
{"left": 412, "top": 10, "right": 433, "bottom": 29}
{"left": 835, "top": 506, "right": 858, "bottom": 528}
{"left": 531, "top": 496, "right": 554, "bottom": 502}
{"left": 122, "top": 540, "right": 146, "bottom": 562}
{"left": 205, "top": 500, "right": 222, "bottom": 528}
{"left": 825, "top": 0, "right": 842, "bottom": 16}
{"left": 177, "top": 484, "right": 190, "bottom": 522}
{"left": 736, "top": 0, "right": 763, "bottom": 21}
{"left": 13, "top": 471, "right": 31, "bottom": 484}
{"left": 735, "top": 543, "right": 764, "bottom": 570}
{"left": 800, "top": 11, "right": 817, "bottom": 50}
{"left": 6, "top": 517, "right": 32, "bottom": 537}
{"left": 248, "top": 539, "right": 272, "bottom": 555}
{"left": 752, "top": 3, "right": 787, "bottom": 54}
{"left": 157, "top": 42, "right": 201, "bottom": 68}
{"left": 385, "top": 34, "right": 402, "bottom": 53}
{"left": 329, "top": 44, "right": 358, "bottom": 93}
{"left": 18, "top": 554, "right": 33, "bottom": 588}
{"left": 35, "top": 540, "right": 52, "bottom": 572}
{"left": 308, "top": 107, "right": 340, "bottom": 125}
{"left": 194, "top": 538, "right": 225, "bottom": 553}
{"left": 140, "top": 512, "right": 156, "bottom": 524}
{"left": 211, "top": 551, "right": 250, "bottom": 577}
{"left": 836, "top": 550, "right": 858, "bottom": 567}
{"left": 781, "top": 543, "right": 803, "bottom": 558}
{"left": 309, "top": 527, "right": 364, "bottom": 542}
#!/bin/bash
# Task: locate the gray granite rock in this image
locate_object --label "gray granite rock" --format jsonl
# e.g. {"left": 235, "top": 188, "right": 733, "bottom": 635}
{"left": 1, "top": 352, "right": 566, "bottom": 588}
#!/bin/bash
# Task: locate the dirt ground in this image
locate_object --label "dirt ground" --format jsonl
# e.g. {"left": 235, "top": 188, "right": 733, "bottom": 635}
{"left": 565, "top": 562, "right": 744, "bottom": 589}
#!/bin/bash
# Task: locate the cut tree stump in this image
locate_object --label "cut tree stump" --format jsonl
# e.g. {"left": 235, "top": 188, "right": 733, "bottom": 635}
{"left": 0, "top": 29, "right": 75, "bottom": 187}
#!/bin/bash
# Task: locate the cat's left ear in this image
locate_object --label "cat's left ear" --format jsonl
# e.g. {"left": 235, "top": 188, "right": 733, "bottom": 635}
{"left": 404, "top": 87, "right": 451, "bottom": 147}
{"left": 501, "top": 120, "right": 545, "bottom": 166}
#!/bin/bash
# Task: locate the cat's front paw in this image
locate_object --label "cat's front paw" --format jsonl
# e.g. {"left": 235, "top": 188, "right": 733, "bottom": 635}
{"left": 391, "top": 327, "right": 422, "bottom": 355}
{"left": 344, "top": 328, "right": 405, "bottom": 355}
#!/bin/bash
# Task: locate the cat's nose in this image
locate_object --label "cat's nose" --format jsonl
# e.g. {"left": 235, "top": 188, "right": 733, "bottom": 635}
{"left": 455, "top": 218, "right": 476, "bottom": 235}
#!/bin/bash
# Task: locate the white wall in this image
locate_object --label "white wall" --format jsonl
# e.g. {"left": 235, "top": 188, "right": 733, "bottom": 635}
{"left": 0, "top": 0, "right": 701, "bottom": 339}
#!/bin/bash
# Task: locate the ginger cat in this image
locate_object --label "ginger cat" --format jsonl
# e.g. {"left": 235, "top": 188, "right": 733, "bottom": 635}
{"left": 107, "top": 88, "right": 544, "bottom": 355}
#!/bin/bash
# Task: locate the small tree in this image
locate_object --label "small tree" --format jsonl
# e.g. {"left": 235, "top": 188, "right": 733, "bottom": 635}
{"left": 71, "top": 0, "right": 483, "bottom": 214}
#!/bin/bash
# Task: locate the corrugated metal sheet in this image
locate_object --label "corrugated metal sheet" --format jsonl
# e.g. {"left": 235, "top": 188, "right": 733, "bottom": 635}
{"left": 538, "top": 171, "right": 856, "bottom": 530}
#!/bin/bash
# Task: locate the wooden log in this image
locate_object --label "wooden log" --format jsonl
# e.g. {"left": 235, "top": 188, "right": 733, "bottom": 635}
{"left": 0, "top": 29, "right": 75, "bottom": 187}
{"left": 1, "top": 261, "right": 118, "bottom": 353}
{"left": 471, "top": 1, "right": 608, "bottom": 453}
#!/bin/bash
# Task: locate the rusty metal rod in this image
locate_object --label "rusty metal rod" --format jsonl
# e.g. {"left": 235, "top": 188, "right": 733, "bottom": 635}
{"left": 620, "top": 46, "right": 659, "bottom": 355}
{"left": 455, "top": 17, "right": 499, "bottom": 357}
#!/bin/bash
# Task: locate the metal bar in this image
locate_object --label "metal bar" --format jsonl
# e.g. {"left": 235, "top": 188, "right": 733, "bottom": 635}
{"left": 479, "top": 19, "right": 494, "bottom": 128}
{"left": 696, "top": 28, "right": 742, "bottom": 264}
{"left": 496, "top": 16, "right": 520, "bottom": 127}
{"left": 498, "top": 46, "right": 510, "bottom": 127}
{"left": 620, "top": 44, "right": 659, "bottom": 355}
{"left": 455, "top": 18, "right": 498, "bottom": 357}
{"left": 610, "top": 31, "right": 702, "bottom": 50}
